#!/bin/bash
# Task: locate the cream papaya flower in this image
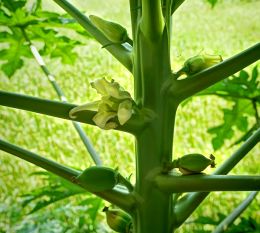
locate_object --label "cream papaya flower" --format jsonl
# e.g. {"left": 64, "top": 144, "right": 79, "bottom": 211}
{"left": 92, "top": 111, "right": 118, "bottom": 129}
{"left": 69, "top": 78, "right": 135, "bottom": 130}
{"left": 91, "top": 78, "right": 131, "bottom": 100}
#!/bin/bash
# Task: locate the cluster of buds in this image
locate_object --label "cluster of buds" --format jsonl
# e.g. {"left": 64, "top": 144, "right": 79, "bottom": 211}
{"left": 69, "top": 78, "right": 134, "bottom": 129}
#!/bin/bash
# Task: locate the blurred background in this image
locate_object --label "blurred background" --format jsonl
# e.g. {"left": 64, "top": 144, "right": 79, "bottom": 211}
{"left": 0, "top": 0, "right": 259, "bottom": 232}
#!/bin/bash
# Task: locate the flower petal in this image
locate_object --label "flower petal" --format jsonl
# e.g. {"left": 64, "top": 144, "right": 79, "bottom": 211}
{"left": 93, "top": 111, "right": 117, "bottom": 129}
{"left": 117, "top": 100, "right": 133, "bottom": 125}
{"left": 69, "top": 100, "right": 100, "bottom": 119}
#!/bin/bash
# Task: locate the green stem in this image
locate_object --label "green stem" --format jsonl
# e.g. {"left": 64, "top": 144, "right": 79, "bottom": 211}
{"left": 212, "top": 191, "right": 258, "bottom": 233}
{"left": 0, "top": 91, "right": 147, "bottom": 135}
{"left": 0, "top": 139, "right": 80, "bottom": 180}
{"left": 0, "top": 139, "right": 136, "bottom": 212}
{"left": 132, "top": 16, "right": 173, "bottom": 233}
{"left": 169, "top": 43, "right": 260, "bottom": 102}
{"left": 156, "top": 175, "right": 260, "bottom": 193}
{"left": 129, "top": 0, "right": 141, "bottom": 40}
{"left": 52, "top": 0, "right": 133, "bottom": 72}
{"left": 140, "top": 0, "right": 165, "bottom": 40}
{"left": 20, "top": 27, "right": 102, "bottom": 166}
{"left": 173, "top": 127, "right": 260, "bottom": 227}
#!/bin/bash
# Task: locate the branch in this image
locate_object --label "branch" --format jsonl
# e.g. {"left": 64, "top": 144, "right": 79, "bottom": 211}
{"left": 173, "top": 127, "right": 260, "bottom": 227}
{"left": 0, "top": 91, "right": 148, "bottom": 135}
{"left": 21, "top": 28, "right": 102, "bottom": 166}
{"left": 155, "top": 175, "right": 260, "bottom": 193}
{"left": 0, "top": 139, "right": 136, "bottom": 212}
{"left": 52, "top": 0, "right": 133, "bottom": 72}
{"left": 169, "top": 43, "right": 260, "bottom": 102}
{"left": 212, "top": 191, "right": 258, "bottom": 233}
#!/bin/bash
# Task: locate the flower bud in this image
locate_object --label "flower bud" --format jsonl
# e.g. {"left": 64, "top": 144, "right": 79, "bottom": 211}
{"left": 177, "top": 153, "right": 215, "bottom": 175}
{"left": 103, "top": 206, "right": 132, "bottom": 233}
{"left": 183, "top": 54, "right": 223, "bottom": 75}
{"left": 89, "top": 15, "right": 129, "bottom": 44}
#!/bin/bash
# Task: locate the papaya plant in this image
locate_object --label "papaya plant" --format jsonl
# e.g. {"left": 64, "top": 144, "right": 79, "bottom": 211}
{"left": 0, "top": 0, "right": 260, "bottom": 233}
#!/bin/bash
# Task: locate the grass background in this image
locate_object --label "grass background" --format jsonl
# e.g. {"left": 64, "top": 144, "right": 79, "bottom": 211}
{"left": 0, "top": 0, "right": 259, "bottom": 232}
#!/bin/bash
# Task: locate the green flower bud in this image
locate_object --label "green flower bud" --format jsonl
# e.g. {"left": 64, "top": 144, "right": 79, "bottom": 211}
{"left": 171, "top": 154, "right": 215, "bottom": 175}
{"left": 103, "top": 206, "right": 132, "bottom": 233}
{"left": 117, "top": 100, "right": 133, "bottom": 125}
{"left": 183, "top": 54, "right": 223, "bottom": 75}
{"left": 89, "top": 15, "right": 129, "bottom": 44}
{"left": 76, "top": 166, "right": 119, "bottom": 192}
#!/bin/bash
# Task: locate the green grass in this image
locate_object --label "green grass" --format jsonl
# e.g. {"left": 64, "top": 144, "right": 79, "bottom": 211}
{"left": 0, "top": 0, "right": 259, "bottom": 232}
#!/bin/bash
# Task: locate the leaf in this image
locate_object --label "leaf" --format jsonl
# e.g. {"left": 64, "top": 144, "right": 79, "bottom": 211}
{"left": 199, "top": 66, "right": 260, "bottom": 100}
{"left": 79, "top": 198, "right": 103, "bottom": 222}
{"left": 198, "top": 65, "right": 259, "bottom": 149}
{"left": 230, "top": 124, "right": 258, "bottom": 147}
{"left": 0, "top": 1, "right": 91, "bottom": 78}
{"left": 21, "top": 172, "right": 86, "bottom": 213}
{"left": 28, "top": 27, "right": 81, "bottom": 64}
{"left": 1, "top": 0, "right": 26, "bottom": 12}
{"left": 205, "top": 0, "right": 218, "bottom": 8}
{"left": 207, "top": 99, "right": 252, "bottom": 150}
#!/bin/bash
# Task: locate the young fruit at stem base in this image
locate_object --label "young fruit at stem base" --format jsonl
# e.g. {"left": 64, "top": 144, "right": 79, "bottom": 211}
{"left": 103, "top": 206, "right": 132, "bottom": 233}
{"left": 168, "top": 154, "right": 215, "bottom": 175}
{"left": 89, "top": 15, "right": 130, "bottom": 46}
{"left": 177, "top": 54, "right": 223, "bottom": 77}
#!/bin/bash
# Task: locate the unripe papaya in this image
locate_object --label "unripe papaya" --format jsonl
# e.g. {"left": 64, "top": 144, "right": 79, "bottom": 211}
{"left": 89, "top": 15, "right": 129, "bottom": 44}
{"left": 177, "top": 153, "right": 215, "bottom": 175}
{"left": 103, "top": 206, "right": 132, "bottom": 233}
{"left": 76, "top": 166, "right": 119, "bottom": 192}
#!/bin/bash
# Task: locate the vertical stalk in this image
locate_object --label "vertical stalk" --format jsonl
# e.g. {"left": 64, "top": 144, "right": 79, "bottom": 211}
{"left": 132, "top": 2, "right": 175, "bottom": 232}
{"left": 140, "top": 0, "right": 165, "bottom": 40}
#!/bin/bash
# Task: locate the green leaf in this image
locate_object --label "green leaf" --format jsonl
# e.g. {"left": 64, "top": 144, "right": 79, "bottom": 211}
{"left": 21, "top": 172, "right": 86, "bottom": 213}
{"left": 199, "top": 66, "right": 260, "bottom": 100}
{"left": 1, "top": 0, "right": 26, "bottom": 12}
{"left": 205, "top": 0, "right": 218, "bottom": 8}
{"left": 28, "top": 27, "right": 81, "bottom": 64}
{"left": 207, "top": 99, "right": 252, "bottom": 150}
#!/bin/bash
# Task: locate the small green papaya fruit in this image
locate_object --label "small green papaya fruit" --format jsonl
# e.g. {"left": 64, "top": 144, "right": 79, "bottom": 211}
{"left": 103, "top": 206, "right": 132, "bottom": 233}
{"left": 76, "top": 166, "right": 119, "bottom": 192}
{"left": 177, "top": 153, "right": 215, "bottom": 175}
{"left": 182, "top": 54, "right": 222, "bottom": 75}
{"left": 89, "top": 15, "right": 129, "bottom": 44}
